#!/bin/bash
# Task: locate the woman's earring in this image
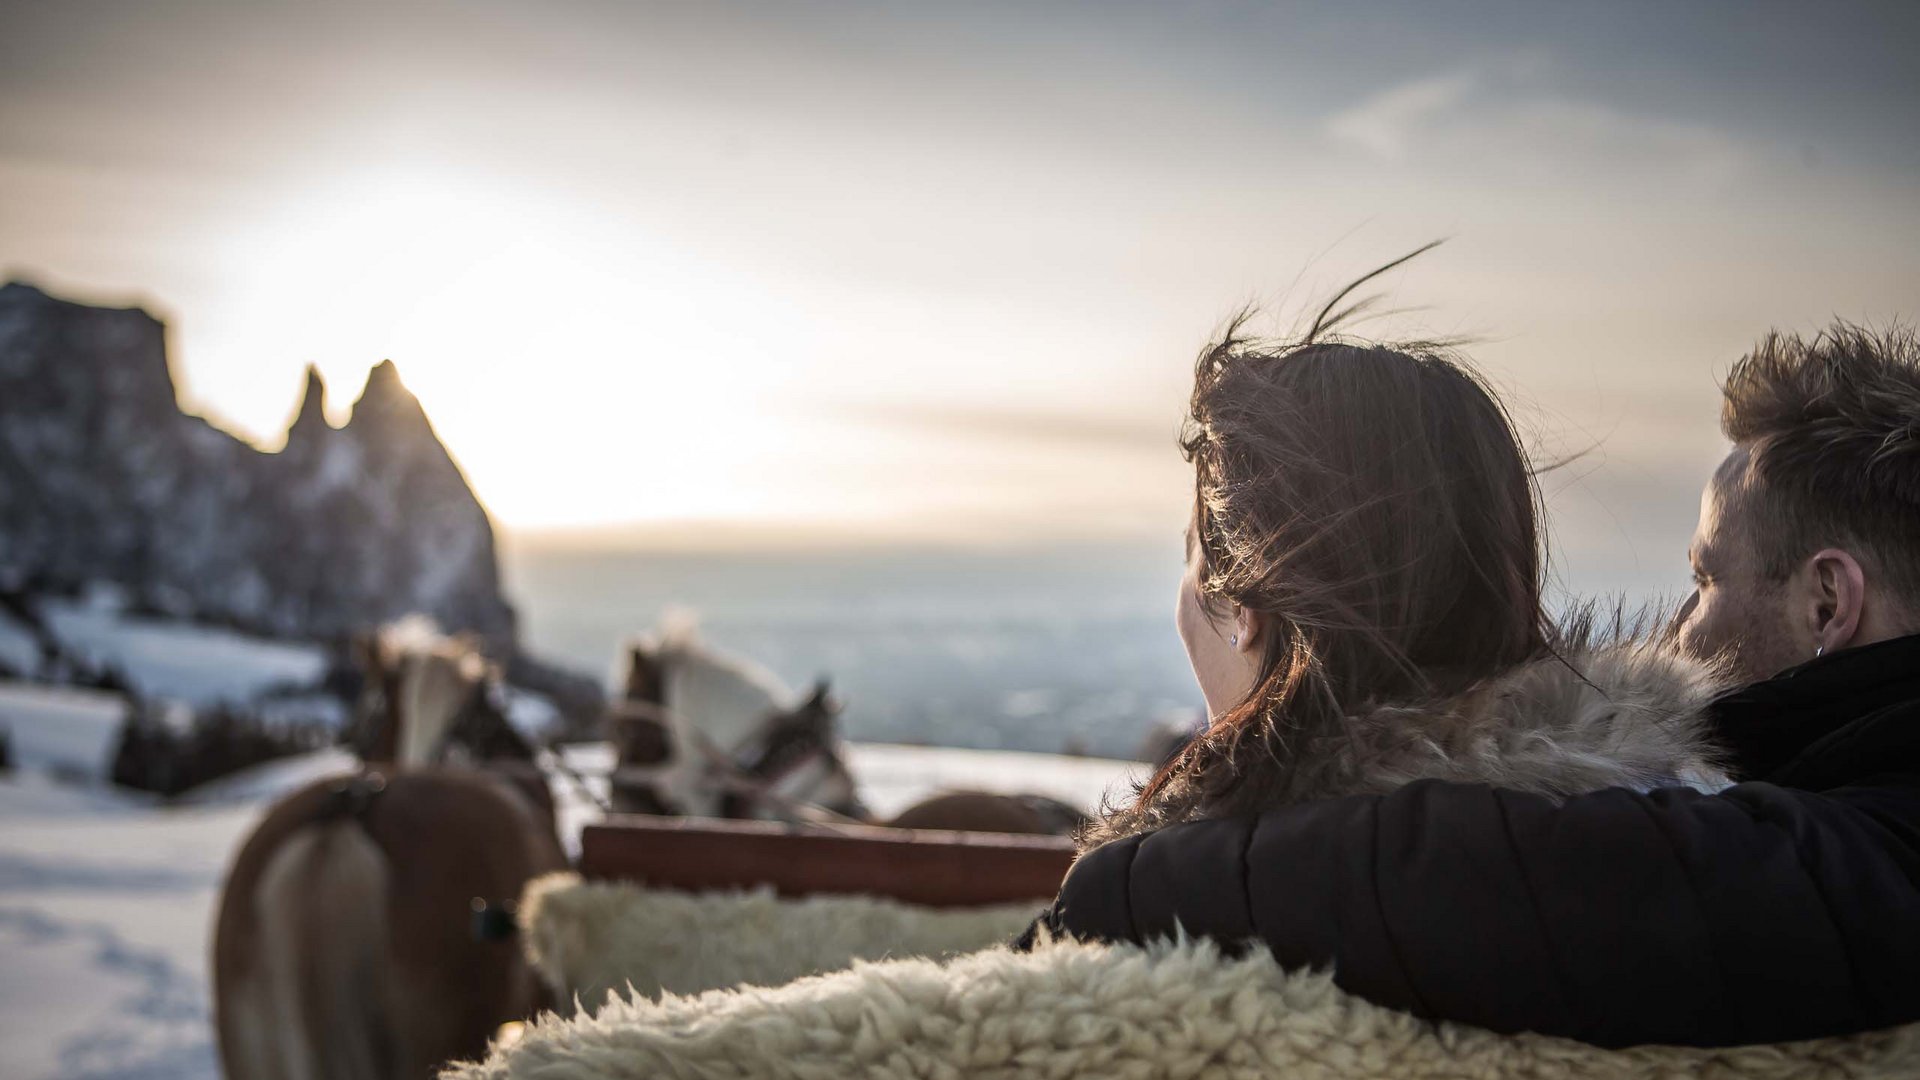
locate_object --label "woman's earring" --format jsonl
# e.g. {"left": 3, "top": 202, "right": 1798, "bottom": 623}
{"left": 1815, "top": 644, "right": 1826, "bottom": 659}
{"left": 1230, "top": 633, "right": 1239, "bottom": 647}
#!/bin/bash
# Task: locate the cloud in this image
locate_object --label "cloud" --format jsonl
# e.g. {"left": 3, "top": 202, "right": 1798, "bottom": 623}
{"left": 1500, "top": 99, "right": 1747, "bottom": 186}
{"left": 1322, "top": 57, "right": 1750, "bottom": 185}
{"left": 1325, "top": 69, "right": 1479, "bottom": 160}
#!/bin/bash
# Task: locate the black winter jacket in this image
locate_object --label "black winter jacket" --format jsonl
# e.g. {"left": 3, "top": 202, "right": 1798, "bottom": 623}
{"left": 1021, "top": 633, "right": 1920, "bottom": 1049}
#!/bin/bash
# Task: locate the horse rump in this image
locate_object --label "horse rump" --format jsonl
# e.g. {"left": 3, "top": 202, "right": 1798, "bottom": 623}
{"left": 218, "top": 781, "right": 397, "bottom": 1080}
{"left": 214, "top": 770, "right": 565, "bottom": 1080}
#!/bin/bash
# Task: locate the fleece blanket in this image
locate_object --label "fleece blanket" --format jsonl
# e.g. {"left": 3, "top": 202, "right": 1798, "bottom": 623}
{"left": 448, "top": 878, "right": 1918, "bottom": 1080}
{"left": 514, "top": 873, "right": 1044, "bottom": 1009}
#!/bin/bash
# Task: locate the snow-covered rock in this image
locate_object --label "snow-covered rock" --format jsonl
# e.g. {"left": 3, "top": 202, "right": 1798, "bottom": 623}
{"left": 39, "top": 601, "right": 328, "bottom": 709}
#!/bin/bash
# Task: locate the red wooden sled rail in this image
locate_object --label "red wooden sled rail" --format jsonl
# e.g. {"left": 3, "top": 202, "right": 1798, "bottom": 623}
{"left": 579, "top": 815, "right": 1076, "bottom": 908}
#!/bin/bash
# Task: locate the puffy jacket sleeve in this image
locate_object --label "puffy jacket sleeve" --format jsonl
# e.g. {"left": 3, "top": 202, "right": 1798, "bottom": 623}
{"left": 1024, "top": 777, "right": 1920, "bottom": 1049}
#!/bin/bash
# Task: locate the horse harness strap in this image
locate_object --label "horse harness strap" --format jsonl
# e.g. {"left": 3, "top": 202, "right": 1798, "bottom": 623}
{"left": 470, "top": 897, "right": 520, "bottom": 942}
{"left": 615, "top": 698, "right": 858, "bottom": 825}
{"left": 319, "top": 772, "right": 389, "bottom": 821}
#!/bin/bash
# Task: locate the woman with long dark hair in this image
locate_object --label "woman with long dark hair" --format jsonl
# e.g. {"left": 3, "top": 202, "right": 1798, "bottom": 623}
{"left": 1083, "top": 252, "right": 1716, "bottom": 852}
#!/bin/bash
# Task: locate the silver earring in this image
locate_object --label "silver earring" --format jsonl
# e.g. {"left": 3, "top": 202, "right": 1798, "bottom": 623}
{"left": 1230, "top": 633, "right": 1239, "bottom": 647}
{"left": 1815, "top": 644, "right": 1826, "bottom": 659}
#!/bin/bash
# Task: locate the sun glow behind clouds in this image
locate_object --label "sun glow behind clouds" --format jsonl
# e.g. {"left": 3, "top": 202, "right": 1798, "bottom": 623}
{"left": 194, "top": 168, "right": 825, "bottom": 529}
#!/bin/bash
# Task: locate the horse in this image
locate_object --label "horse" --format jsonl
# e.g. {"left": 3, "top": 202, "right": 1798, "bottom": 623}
{"left": 341, "top": 621, "right": 559, "bottom": 835}
{"left": 608, "top": 622, "right": 867, "bottom": 822}
{"left": 212, "top": 621, "right": 567, "bottom": 1080}
{"left": 883, "top": 789, "right": 1088, "bottom": 835}
{"left": 608, "top": 625, "right": 1088, "bottom": 836}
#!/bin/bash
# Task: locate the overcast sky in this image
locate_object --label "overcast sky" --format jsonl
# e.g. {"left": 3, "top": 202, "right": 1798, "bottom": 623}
{"left": 3, "top": 0, "right": 1916, "bottom": 599}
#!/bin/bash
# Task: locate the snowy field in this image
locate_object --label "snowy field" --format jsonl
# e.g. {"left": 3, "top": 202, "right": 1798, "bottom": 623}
{"left": 0, "top": 697, "right": 1139, "bottom": 1079}
{"left": 1, "top": 773, "right": 251, "bottom": 1079}
{"left": 1, "top": 682, "right": 131, "bottom": 780}
{"left": 551, "top": 740, "right": 1143, "bottom": 824}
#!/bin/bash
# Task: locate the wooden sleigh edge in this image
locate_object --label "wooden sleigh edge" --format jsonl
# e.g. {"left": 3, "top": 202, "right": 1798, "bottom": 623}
{"left": 579, "top": 814, "right": 1076, "bottom": 909}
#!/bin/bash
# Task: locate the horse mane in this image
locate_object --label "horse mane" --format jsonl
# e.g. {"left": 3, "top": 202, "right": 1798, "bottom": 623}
{"left": 378, "top": 616, "right": 489, "bottom": 682}
{"left": 614, "top": 611, "right": 866, "bottom": 819}
{"left": 621, "top": 612, "right": 795, "bottom": 713}
{"left": 363, "top": 617, "right": 498, "bottom": 767}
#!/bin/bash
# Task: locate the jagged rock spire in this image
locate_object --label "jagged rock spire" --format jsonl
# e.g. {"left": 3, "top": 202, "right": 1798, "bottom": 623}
{"left": 347, "top": 359, "right": 431, "bottom": 438}
{"left": 285, "top": 364, "right": 330, "bottom": 448}
{"left": 296, "top": 364, "right": 326, "bottom": 418}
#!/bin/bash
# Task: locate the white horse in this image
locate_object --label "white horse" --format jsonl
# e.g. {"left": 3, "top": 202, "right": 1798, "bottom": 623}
{"left": 606, "top": 620, "right": 1088, "bottom": 836}
{"left": 610, "top": 619, "right": 867, "bottom": 822}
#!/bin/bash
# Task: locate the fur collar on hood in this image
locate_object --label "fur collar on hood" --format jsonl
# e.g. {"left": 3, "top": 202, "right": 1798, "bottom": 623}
{"left": 1288, "top": 637, "right": 1730, "bottom": 800}
{"left": 1092, "top": 633, "right": 1731, "bottom": 846}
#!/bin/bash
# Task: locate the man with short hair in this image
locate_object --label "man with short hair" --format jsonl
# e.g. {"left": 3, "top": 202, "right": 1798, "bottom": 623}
{"left": 1029, "top": 322, "right": 1920, "bottom": 1048}
{"left": 1677, "top": 324, "right": 1920, "bottom": 682}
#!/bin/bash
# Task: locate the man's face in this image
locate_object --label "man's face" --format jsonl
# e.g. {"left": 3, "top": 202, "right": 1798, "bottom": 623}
{"left": 1673, "top": 448, "right": 1806, "bottom": 684}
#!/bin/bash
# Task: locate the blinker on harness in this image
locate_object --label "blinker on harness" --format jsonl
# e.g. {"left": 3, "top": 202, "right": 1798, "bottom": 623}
{"left": 470, "top": 897, "right": 520, "bottom": 942}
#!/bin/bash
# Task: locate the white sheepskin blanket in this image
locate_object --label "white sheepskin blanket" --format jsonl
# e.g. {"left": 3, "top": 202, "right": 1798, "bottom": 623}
{"left": 451, "top": 922, "right": 1918, "bottom": 1079}
{"left": 515, "top": 873, "right": 1044, "bottom": 1008}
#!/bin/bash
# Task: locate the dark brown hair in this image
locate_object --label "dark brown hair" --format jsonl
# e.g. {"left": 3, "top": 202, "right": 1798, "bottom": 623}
{"left": 1720, "top": 321, "right": 1920, "bottom": 609}
{"left": 1092, "top": 255, "right": 1550, "bottom": 843}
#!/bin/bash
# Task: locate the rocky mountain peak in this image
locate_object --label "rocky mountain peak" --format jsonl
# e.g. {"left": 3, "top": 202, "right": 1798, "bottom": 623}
{"left": 357, "top": 357, "right": 407, "bottom": 401}
{"left": 0, "top": 280, "right": 175, "bottom": 415}
{"left": 0, "top": 283, "right": 516, "bottom": 648}
{"left": 346, "top": 358, "right": 433, "bottom": 443}
{"left": 285, "top": 364, "right": 330, "bottom": 448}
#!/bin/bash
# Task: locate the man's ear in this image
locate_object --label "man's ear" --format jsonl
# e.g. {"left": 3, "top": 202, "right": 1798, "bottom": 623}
{"left": 1806, "top": 548, "right": 1868, "bottom": 655}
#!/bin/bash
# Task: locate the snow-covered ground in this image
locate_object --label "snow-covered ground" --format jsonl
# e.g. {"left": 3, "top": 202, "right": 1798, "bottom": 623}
{"left": 1, "top": 681, "right": 133, "bottom": 779}
{"left": 552, "top": 740, "right": 1143, "bottom": 824}
{"left": 0, "top": 609, "right": 39, "bottom": 674}
{"left": 850, "top": 742, "right": 1142, "bottom": 819}
{"left": 0, "top": 773, "right": 250, "bottom": 1079}
{"left": 0, "top": 740, "right": 1138, "bottom": 1079}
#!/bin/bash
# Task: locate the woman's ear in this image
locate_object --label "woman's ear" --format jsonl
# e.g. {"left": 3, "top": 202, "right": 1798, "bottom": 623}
{"left": 1233, "top": 606, "right": 1265, "bottom": 654}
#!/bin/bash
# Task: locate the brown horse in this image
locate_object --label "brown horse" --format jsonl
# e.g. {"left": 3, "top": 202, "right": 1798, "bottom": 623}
{"left": 883, "top": 789, "right": 1088, "bottom": 835}
{"left": 213, "top": 624, "right": 567, "bottom": 1080}
{"left": 609, "top": 631, "right": 1088, "bottom": 836}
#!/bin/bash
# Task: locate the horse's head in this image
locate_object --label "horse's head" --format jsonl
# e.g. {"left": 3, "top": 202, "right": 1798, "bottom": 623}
{"left": 608, "top": 624, "right": 866, "bottom": 822}
{"left": 346, "top": 631, "right": 404, "bottom": 762}
{"left": 349, "top": 621, "right": 532, "bottom": 768}
{"left": 732, "top": 678, "right": 838, "bottom": 777}
{"left": 605, "top": 701, "right": 679, "bottom": 815}
{"left": 607, "top": 639, "right": 681, "bottom": 814}
{"left": 619, "top": 642, "right": 667, "bottom": 708}
{"left": 721, "top": 678, "right": 868, "bottom": 821}
{"left": 441, "top": 671, "right": 540, "bottom": 766}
